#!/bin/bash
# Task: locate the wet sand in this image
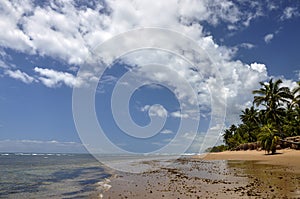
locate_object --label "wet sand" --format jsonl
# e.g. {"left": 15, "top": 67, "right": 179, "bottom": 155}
{"left": 103, "top": 150, "right": 300, "bottom": 199}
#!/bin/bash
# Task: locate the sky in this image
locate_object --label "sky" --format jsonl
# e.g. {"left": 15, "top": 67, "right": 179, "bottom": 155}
{"left": 0, "top": 0, "right": 300, "bottom": 153}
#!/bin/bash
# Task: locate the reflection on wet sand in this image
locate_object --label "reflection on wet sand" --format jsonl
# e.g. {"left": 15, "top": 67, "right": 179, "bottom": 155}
{"left": 227, "top": 160, "right": 300, "bottom": 198}
{"left": 105, "top": 157, "right": 300, "bottom": 198}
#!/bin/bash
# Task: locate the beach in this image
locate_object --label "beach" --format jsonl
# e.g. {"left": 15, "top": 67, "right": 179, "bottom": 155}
{"left": 104, "top": 149, "right": 300, "bottom": 198}
{"left": 202, "top": 149, "right": 300, "bottom": 173}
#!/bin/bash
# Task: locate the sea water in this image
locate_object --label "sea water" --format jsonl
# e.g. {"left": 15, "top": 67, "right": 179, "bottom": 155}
{"left": 0, "top": 153, "right": 112, "bottom": 198}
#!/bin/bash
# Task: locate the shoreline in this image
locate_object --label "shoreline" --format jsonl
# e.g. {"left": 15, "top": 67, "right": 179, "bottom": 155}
{"left": 103, "top": 149, "right": 300, "bottom": 198}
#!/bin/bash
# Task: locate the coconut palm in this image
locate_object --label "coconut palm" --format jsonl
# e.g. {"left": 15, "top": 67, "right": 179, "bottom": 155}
{"left": 223, "top": 125, "right": 237, "bottom": 149}
{"left": 283, "top": 86, "right": 300, "bottom": 137}
{"left": 280, "top": 81, "right": 300, "bottom": 137}
{"left": 252, "top": 79, "right": 292, "bottom": 136}
{"left": 220, "top": 79, "right": 300, "bottom": 152}
{"left": 240, "top": 106, "right": 260, "bottom": 125}
{"left": 291, "top": 81, "right": 300, "bottom": 107}
{"left": 258, "top": 123, "right": 279, "bottom": 154}
{"left": 253, "top": 79, "right": 292, "bottom": 109}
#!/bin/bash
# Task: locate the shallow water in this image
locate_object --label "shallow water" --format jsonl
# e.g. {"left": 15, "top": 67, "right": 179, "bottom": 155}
{"left": 0, "top": 153, "right": 112, "bottom": 198}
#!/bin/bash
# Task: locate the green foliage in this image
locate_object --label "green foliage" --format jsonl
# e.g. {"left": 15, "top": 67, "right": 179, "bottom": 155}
{"left": 223, "top": 79, "right": 300, "bottom": 150}
{"left": 205, "top": 145, "right": 227, "bottom": 152}
{"left": 258, "top": 124, "right": 279, "bottom": 154}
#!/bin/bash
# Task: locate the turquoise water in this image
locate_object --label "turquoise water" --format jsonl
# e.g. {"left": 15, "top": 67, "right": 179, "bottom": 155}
{"left": 0, "top": 153, "right": 112, "bottom": 198}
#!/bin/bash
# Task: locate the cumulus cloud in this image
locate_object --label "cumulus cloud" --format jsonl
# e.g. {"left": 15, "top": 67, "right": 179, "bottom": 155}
{"left": 250, "top": 62, "right": 267, "bottom": 73}
{"left": 281, "top": 78, "right": 298, "bottom": 89}
{"left": 0, "top": 0, "right": 265, "bottom": 66}
{"left": 4, "top": 69, "right": 36, "bottom": 83}
{"left": 118, "top": 37, "right": 268, "bottom": 126}
{"left": 34, "top": 67, "right": 83, "bottom": 88}
{"left": 0, "top": 0, "right": 35, "bottom": 53}
{"left": 159, "top": 131, "right": 221, "bottom": 153}
{"left": 264, "top": 33, "right": 274, "bottom": 43}
{"left": 0, "top": 0, "right": 276, "bottom": 128}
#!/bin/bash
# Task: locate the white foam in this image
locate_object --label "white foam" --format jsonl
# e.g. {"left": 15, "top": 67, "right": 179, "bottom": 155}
{"left": 96, "top": 178, "right": 112, "bottom": 192}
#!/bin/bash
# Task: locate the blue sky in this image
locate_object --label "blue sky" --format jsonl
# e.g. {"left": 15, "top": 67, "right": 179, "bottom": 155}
{"left": 0, "top": 0, "right": 299, "bottom": 153}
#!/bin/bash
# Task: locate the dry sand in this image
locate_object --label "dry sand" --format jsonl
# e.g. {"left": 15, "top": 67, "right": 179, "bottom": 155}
{"left": 103, "top": 150, "right": 300, "bottom": 199}
{"left": 201, "top": 149, "right": 300, "bottom": 173}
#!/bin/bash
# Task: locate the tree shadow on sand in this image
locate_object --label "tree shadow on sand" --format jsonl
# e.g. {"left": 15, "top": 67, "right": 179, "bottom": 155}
{"left": 263, "top": 152, "right": 283, "bottom": 156}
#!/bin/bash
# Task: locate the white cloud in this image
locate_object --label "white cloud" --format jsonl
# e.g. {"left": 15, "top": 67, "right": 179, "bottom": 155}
{"left": 250, "top": 62, "right": 267, "bottom": 73}
{"left": 0, "top": 0, "right": 276, "bottom": 130}
{"left": 239, "top": 43, "right": 255, "bottom": 49}
{"left": 0, "top": 139, "right": 87, "bottom": 153}
{"left": 170, "top": 111, "right": 189, "bottom": 119}
{"left": 158, "top": 131, "right": 219, "bottom": 153}
{"left": 34, "top": 67, "right": 83, "bottom": 88}
{"left": 122, "top": 39, "right": 268, "bottom": 125}
{"left": 0, "top": 60, "right": 8, "bottom": 68}
{"left": 141, "top": 104, "right": 167, "bottom": 118}
{"left": 178, "top": 0, "right": 242, "bottom": 26}
{"left": 264, "top": 33, "right": 274, "bottom": 43}
{"left": 281, "top": 7, "right": 299, "bottom": 21}
{"left": 0, "top": 0, "right": 264, "bottom": 67}
{"left": 0, "top": 0, "right": 35, "bottom": 53}
{"left": 140, "top": 105, "right": 150, "bottom": 112}
{"left": 160, "top": 129, "right": 173, "bottom": 134}
{"left": 4, "top": 69, "right": 36, "bottom": 83}
{"left": 296, "top": 70, "right": 300, "bottom": 80}
{"left": 0, "top": 50, "right": 13, "bottom": 69}
{"left": 281, "top": 78, "right": 298, "bottom": 89}
{"left": 267, "top": 2, "right": 278, "bottom": 11}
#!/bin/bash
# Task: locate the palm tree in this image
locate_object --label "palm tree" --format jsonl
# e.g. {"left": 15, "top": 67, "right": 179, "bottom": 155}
{"left": 239, "top": 107, "right": 260, "bottom": 142}
{"left": 223, "top": 124, "right": 237, "bottom": 149}
{"left": 258, "top": 123, "right": 279, "bottom": 154}
{"left": 291, "top": 81, "right": 300, "bottom": 107}
{"left": 236, "top": 123, "right": 257, "bottom": 142}
{"left": 252, "top": 79, "right": 292, "bottom": 136}
{"left": 257, "top": 109, "right": 267, "bottom": 125}
{"left": 283, "top": 82, "right": 300, "bottom": 136}
{"left": 240, "top": 106, "right": 260, "bottom": 125}
{"left": 223, "top": 129, "right": 232, "bottom": 144}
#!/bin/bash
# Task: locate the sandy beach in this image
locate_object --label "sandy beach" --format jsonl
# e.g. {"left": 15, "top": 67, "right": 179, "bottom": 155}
{"left": 201, "top": 149, "right": 300, "bottom": 173}
{"left": 103, "top": 149, "right": 300, "bottom": 199}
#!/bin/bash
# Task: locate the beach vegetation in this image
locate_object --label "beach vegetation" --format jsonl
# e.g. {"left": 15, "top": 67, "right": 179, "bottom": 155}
{"left": 258, "top": 123, "right": 279, "bottom": 154}
{"left": 222, "top": 79, "right": 300, "bottom": 152}
{"left": 205, "top": 145, "right": 228, "bottom": 152}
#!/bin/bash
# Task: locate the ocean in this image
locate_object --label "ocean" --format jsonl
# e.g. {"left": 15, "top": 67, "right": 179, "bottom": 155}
{"left": 0, "top": 153, "right": 112, "bottom": 198}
